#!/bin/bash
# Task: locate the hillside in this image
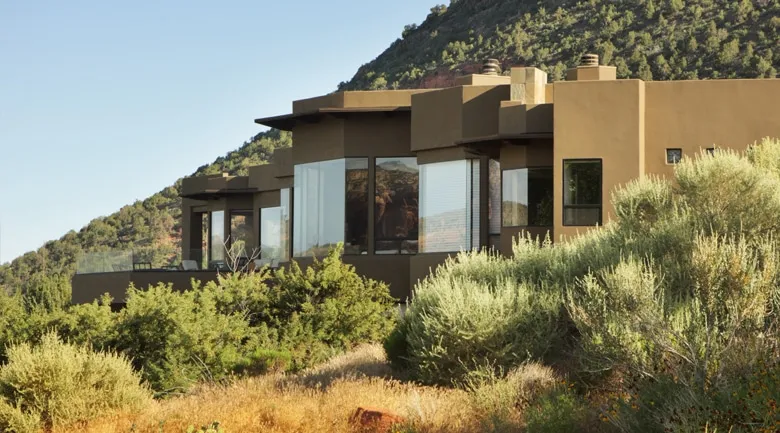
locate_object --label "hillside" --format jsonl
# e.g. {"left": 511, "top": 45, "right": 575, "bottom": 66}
{"left": 339, "top": 0, "right": 779, "bottom": 90}
{"left": 0, "top": 130, "right": 291, "bottom": 291}
{"left": 2, "top": 0, "right": 779, "bottom": 292}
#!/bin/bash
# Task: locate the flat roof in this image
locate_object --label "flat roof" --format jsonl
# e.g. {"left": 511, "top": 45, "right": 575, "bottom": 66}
{"left": 255, "top": 106, "right": 411, "bottom": 130}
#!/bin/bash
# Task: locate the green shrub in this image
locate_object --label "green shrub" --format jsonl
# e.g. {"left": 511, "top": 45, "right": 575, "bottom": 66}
{"left": 523, "top": 385, "right": 595, "bottom": 433}
{"left": 269, "top": 244, "right": 397, "bottom": 369}
{"left": 20, "top": 273, "right": 71, "bottom": 313}
{"left": 567, "top": 257, "right": 663, "bottom": 376}
{"left": 113, "top": 283, "right": 256, "bottom": 394}
{"left": 464, "top": 363, "right": 559, "bottom": 432}
{"left": 0, "top": 332, "right": 150, "bottom": 432}
{"left": 383, "top": 313, "right": 410, "bottom": 372}
{"left": 400, "top": 251, "right": 563, "bottom": 385}
{"left": 0, "top": 290, "right": 28, "bottom": 363}
{"left": 234, "top": 347, "right": 292, "bottom": 376}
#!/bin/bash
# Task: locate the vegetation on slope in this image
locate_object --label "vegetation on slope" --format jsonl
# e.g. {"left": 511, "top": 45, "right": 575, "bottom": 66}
{"left": 340, "top": 0, "right": 780, "bottom": 90}
{"left": 0, "top": 130, "right": 291, "bottom": 292}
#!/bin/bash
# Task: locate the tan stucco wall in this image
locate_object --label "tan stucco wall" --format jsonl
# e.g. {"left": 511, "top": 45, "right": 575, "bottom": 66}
{"left": 291, "top": 118, "right": 345, "bottom": 164}
{"left": 499, "top": 102, "right": 553, "bottom": 135}
{"left": 645, "top": 79, "right": 780, "bottom": 178}
{"left": 411, "top": 87, "right": 463, "bottom": 151}
{"left": 553, "top": 79, "right": 645, "bottom": 240}
{"left": 344, "top": 113, "right": 414, "bottom": 157}
{"left": 462, "top": 85, "right": 510, "bottom": 139}
{"left": 292, "top": 90, "right": 428, "bottom": 114}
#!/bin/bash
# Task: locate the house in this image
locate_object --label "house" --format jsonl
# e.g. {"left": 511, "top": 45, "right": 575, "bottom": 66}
{"left": 71, "top": 55, "right": 780, "bottom": 305}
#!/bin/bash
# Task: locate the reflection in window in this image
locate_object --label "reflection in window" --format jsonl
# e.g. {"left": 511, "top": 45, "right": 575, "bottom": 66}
{"left": 260, "top": 207, "right": 282, "bottom": 259}
{"left": 280, "top": 188, "right": 291, "bottom": 261}
{"left": 210, "top": 210, "right": 225, "bottom": 262}
{"left": 419, "top": 159, "right": 480, "bottom": 253}
{"left": 345, "top": 159, "right": 369, "bottom": 255}
{"left": 563, "top": 160, "right": 602, "bottom": 226}
{"left": 502, "top": 168, "right": 554, "bottom": 227}
{"left": 488, "top": 159, "right": 501, "bottom": 235}
{"left": 293, "top": 158, "right": 368, "bottom": 257}
{"left": 375, "top": 157, "right": 419, "bottom": 254}
{"left": 230, "top": 210, "right": 254, "bottom": 258}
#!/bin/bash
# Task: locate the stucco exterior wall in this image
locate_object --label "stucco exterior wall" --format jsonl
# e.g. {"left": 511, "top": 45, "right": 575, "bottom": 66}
{"left": 291, "top": 118, "right": 345, "bottom": 164}
{"left": 644, "top": 79, "right": 780, "bottom": 178}
{"left": 553, "top": 79, "right": 645, "bottom": 240}
{"left": 411, "top": 87, "right": 463, "bottom": 151}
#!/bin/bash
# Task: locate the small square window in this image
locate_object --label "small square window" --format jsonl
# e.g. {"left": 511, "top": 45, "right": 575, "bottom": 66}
{"left": 666, "top": 148, "right": 682, "bottom": 164}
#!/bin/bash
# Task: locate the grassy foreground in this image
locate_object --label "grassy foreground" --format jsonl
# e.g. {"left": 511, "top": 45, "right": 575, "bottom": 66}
{"left": 59, "top": 345, "right": 500, "bottom": 433}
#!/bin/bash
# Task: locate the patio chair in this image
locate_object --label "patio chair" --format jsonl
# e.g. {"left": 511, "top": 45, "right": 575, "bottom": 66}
{"left": 254, "top": 258, "right": 272, "bottom": 270}
{"left": 181, "top": 260, "right": 199, "bottom": 271}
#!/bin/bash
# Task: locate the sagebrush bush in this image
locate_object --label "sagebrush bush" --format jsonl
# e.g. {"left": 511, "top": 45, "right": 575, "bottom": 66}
{"left": 401, "top": 252, "right": 563, "bottom": 385}
{"left": 0, "top": 332, "right": 150, "bottom": 432}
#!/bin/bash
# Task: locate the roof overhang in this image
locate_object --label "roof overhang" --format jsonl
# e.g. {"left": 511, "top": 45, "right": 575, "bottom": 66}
{"left": 456, "top": 132, "right": 553, "bottom": 158}
{"left": 180, "top": 188, "right": 257, "bottom": 201}
{"left": 255, "top": 106, "right": 411, "bottom": 131}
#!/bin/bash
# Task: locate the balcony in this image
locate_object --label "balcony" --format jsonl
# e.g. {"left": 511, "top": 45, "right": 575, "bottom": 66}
{"left": 71, "top": 249, "right": 227, "bottom": 305}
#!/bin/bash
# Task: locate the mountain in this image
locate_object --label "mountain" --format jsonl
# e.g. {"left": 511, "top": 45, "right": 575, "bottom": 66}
{"left": 339, "top": 0, "right": 779, "bottom": 91}
{"left": 2, "top": 0, "right": 779, "bottom": 292}
{"left": 0, "top": 130, "right": 291, "bottom": 291}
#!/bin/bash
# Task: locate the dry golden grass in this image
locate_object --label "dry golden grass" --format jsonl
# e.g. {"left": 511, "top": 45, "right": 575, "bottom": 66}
{"left": 55, "top": 344, "right": 516, "bottom": 433}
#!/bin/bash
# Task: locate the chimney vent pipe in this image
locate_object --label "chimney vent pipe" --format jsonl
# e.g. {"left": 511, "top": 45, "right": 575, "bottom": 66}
{"left": 482, "top": 58, "right": 501, "bottom": 75}
{"left": 580, "top": 53, "right": 599, "bottom": 67}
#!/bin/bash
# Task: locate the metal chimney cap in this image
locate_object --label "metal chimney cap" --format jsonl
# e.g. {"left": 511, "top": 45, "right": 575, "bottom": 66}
{"left": 580, "top": 53, "right": 599, "bottom": 67}
{"left": 482, "top": 58, "right": 502, "bottom": 75}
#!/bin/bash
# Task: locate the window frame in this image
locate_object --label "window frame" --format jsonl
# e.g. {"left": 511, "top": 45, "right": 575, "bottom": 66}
{"left": 666, "top": 148, "right": 683, "bottom": 165}
{"left": 562, "top": 158, "right": 603, "bottom": 227}
{"left": 500, "top": 165, "right": 555, "bottom": 229}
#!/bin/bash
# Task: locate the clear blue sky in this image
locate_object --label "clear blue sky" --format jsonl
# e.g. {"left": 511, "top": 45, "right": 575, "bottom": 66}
{"left": 0, "top": 0, "right": 434, "bottom": 264}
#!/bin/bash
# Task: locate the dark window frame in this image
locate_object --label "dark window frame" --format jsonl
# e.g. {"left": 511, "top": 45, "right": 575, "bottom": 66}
{"left": 666, "top": 148, "right": 683, "bottom": 164}
{"left": 501, "top": 165, "right": 555, "bottom": 229}
{"left": 562, "top": 159, "right": 603, "bottom": 227}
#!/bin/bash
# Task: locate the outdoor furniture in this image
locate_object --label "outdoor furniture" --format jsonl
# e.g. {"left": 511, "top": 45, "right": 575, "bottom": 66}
{"left": 254, "top": 258, "right": 280, "bottom": 270}
{"left": 181, "top": 260, "right": 199, "bottom": 271}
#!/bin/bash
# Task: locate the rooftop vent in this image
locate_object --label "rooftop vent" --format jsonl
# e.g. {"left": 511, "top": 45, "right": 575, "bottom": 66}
{"left": 482, "top": 58, "right": 502, "bottom": 75}
{"left": 580, "top": 53, "right": 599, "bottom": 67}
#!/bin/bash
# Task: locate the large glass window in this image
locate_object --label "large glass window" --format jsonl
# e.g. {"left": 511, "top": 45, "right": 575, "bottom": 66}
{"left": 375, "top": 157, "right": 419, "bottom": 254}
{"left": 419, "top": 159, "right": 481, "bottom": 253}
{"left": 293, "top": 158, "right": 368, "bottom": 257}
{"left": 229, "top": 210, "right": 254, "bottom": 258}
{"left": 280, "top": 188, "right": 291, "bottom": 261}
{"left": 210, "top": 210, "right": 225, "bottom": 262}
{"left": 488, "top": 159, "right": 501, "bottom": 235}
{"left": 563, "top": 160, "right": 602, "bottom": 226}
{"left": 502, "top": 168, "right": 554, "bottom": 227}
{"left": 260, "top": 207, "right": 283, "bottom": 259}
{"left": 345, "top": 159, "right": 369, "bottom": 255}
